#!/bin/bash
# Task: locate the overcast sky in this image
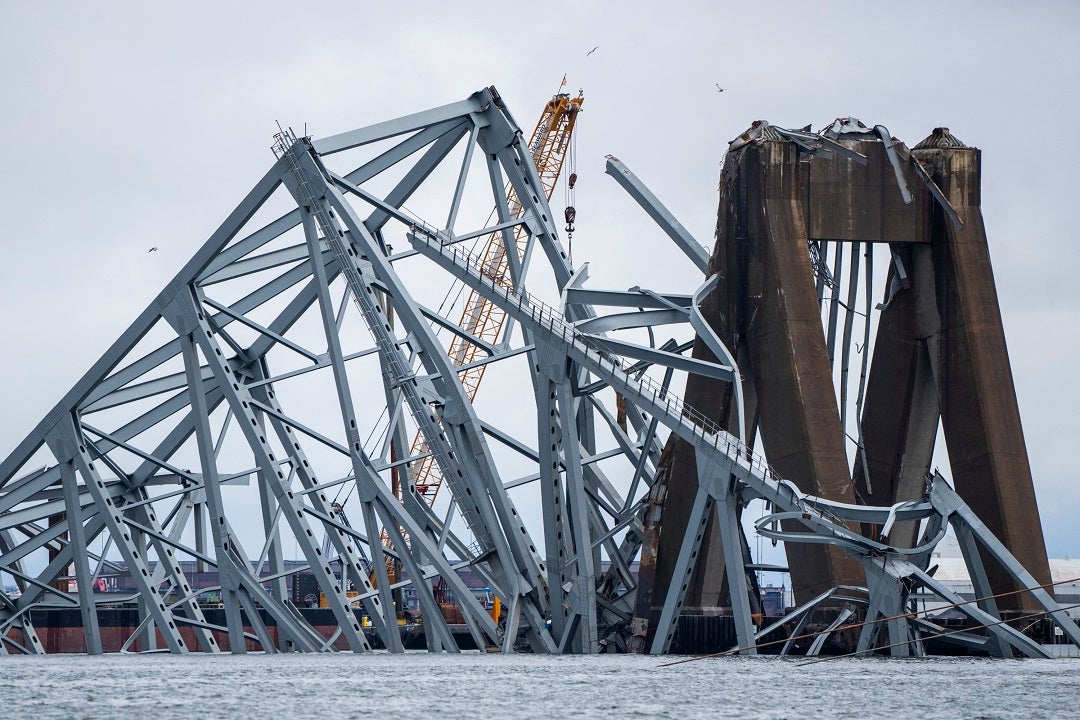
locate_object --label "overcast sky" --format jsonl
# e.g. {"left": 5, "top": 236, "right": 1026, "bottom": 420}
{"left": 2, "top": 0, "right": 1078, "bottom": 557}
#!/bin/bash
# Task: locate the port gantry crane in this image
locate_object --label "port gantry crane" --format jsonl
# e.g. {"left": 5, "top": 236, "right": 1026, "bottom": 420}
{"left": 383, "top": 88, "right": 584, "bottom": 563}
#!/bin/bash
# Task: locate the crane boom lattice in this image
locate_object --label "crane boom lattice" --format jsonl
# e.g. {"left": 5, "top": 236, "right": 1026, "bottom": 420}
{"left": 406, "top": 92, "right": 582, "bottom": 507}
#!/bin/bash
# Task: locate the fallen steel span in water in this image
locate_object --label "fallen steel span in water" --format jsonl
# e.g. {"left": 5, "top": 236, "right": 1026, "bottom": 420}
{"left": 1, "top": 89, "right": 1074, "bottom": 658}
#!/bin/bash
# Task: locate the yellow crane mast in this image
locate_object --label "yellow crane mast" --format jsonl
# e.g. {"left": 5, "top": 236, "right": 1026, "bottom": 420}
{"left": 383, "top": 89, "right": 583, "bottom": 565}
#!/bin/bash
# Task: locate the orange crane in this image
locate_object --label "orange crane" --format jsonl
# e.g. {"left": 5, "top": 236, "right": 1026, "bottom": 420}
{"left": 381, "top": 88, "right": 584, "bottom": 570}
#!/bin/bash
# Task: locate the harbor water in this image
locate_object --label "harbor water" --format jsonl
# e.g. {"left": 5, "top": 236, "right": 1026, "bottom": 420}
{"left": 1, "top": 653, "right": 1077, "bottom": 719}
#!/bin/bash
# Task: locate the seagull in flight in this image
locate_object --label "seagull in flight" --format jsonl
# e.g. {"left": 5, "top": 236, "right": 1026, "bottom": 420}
{"left": 715, "top": 84, "right": 726, "bottom": 92}
{"left": 148, "top": 247, "right": 158, "bottom": 253}
{"left": 586, "top": 46, "right": 600, "bottom": 56}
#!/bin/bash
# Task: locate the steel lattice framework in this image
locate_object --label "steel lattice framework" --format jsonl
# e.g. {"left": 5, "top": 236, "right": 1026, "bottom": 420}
{"left": 1, "top": 88, "right": 1078, "bottom": 657}
{"left": 406, "top": 91, "right": 582, "bottom": 514}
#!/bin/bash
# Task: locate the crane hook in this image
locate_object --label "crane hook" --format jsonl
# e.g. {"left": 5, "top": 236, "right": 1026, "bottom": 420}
{"left": 564, "top": 205, "right": 576, "bottom": 263}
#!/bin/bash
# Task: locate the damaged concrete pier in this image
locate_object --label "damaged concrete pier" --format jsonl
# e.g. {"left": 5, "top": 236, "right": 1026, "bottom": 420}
{"left": 641, "top": 119, "right": 1053, "bottom": 650}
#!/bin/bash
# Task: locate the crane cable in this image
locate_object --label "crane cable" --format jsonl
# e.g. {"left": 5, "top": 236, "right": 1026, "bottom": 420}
{"left": 564, "top": 107, "right": 578, "bottom": 265}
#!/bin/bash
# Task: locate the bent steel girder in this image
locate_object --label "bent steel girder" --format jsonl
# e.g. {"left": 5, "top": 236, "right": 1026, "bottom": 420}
{"left": 410, "top": 230, "right": 1066, "bottom": 656}
{"left": 755, "top": 473, "right": 1080, "bottom": 658}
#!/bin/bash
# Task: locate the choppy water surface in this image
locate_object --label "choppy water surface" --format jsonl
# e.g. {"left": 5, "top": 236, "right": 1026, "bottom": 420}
{"left": 1, "top": 653, "right": 1077, "bottom": 719}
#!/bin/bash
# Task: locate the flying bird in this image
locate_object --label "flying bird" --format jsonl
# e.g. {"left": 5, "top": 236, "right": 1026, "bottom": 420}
{"left": 148, "top": 247, "right": 158, "bottom": 253}
{"left": 715, "top": 84, "right": 726, "bottom": 92}
{"left": 586, "top": 46, "right": 599, "bottom": 56}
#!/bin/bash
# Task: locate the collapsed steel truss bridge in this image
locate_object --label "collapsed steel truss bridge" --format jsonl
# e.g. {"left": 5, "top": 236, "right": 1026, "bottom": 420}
{"left": 1, "top": 87, "right": 1077, "bottom": 657}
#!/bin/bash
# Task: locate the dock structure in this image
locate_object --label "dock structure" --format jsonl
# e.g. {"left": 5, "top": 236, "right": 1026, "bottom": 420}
{"left": 0, "top": 91, "right": 1074, "bottom": 657}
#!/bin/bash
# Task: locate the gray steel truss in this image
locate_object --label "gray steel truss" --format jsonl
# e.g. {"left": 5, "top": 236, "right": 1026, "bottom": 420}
{"left": 1, "top": 87, "right": 1075, "bottom": 658}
